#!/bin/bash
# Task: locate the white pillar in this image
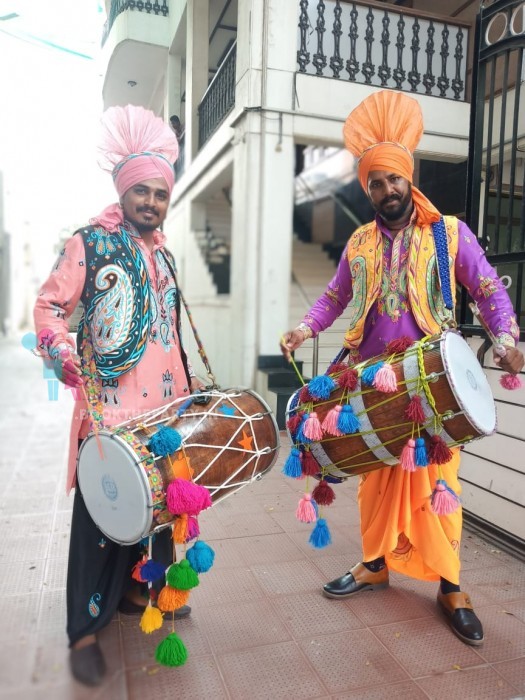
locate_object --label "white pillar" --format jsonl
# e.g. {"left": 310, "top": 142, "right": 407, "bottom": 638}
{"left": 185, "top": 0, "right": 209, "bottom": 164}
{"left": 164, "top": 53, "right": 183, "bottom": 123}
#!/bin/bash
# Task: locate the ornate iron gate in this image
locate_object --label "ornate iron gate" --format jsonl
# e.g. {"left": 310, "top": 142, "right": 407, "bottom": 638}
{"left": 464, "top": 0, "right": 525, "bottom": 336}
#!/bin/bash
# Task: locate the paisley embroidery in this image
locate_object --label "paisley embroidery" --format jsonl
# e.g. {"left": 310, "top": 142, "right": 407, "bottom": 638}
{"left": 91, "top": 264, "right": 134, "bottom": 354}
{"left": 87, "top": 229, "right": 118, "bottom": 257}
{"left": 426, "top": 255, "right": 454, "bottom": 326}
{"left": 346, "top": 256, "right": 367, "bottom": 330}
{"left": 88, "top": 593, "right": 102, "bottom": 618}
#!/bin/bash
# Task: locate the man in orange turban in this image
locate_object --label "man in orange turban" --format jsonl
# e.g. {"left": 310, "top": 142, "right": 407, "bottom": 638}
{"left": 282, "top": 90, "right": 523, "bottom": 646}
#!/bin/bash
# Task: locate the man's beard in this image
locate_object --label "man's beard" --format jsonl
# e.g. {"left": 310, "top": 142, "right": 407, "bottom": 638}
{"left": 376, "top": 186, "right": 412, "bottom": 221}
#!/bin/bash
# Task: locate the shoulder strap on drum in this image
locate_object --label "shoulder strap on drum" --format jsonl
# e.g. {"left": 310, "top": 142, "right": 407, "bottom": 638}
{"left": 431, "top": 217, "right": 454, "bottom": 313}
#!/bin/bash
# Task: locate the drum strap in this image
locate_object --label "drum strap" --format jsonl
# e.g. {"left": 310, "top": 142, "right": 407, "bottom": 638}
{"left": 431, "top": 217, "right": 455, "bottom": 314}
{"left": 159, "top": 251, "right": 217, "bottom": 386}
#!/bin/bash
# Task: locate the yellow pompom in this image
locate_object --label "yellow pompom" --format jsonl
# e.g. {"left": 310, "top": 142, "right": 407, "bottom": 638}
{"left": 139, "top": 604, "right": 164, "bottom": 634}
{"left": 172, "top": 513, "right": 188, "bottom": 544}
{"left": 157, "top": 586, "right": 190, "bottom": 612}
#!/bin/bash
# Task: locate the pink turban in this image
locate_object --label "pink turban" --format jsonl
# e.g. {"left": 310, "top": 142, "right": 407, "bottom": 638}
{"left": 91, "top": 105, "right": 179, "bottom": 232}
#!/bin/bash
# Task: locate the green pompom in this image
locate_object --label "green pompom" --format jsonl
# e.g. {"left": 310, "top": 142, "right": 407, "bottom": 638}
{"left": 166, "top": 559, "right": 200, "bottom": 590}
{"left": 155, "top": 632, "right": 188, "bottom": 667}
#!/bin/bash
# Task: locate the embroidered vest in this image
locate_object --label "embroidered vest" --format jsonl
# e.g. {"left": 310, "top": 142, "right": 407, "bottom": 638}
{"left": 343, "top": 215, "right": 460, "bottom": 349}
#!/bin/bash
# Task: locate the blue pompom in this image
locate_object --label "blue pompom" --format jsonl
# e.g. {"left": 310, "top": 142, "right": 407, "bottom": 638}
{"left": 337, "top": 404, "right": 360, "bottom": 434}
{"left": 282, "top": 448, "right": 303, "bottom": 478}
{"left": 415, "top": 437, "right": 428, "bottom": 467}
{"left": 148, "top": 426, "right": 182, "bottom": 456}
{"left": 361, "top": 361, "right": 384, "bottom": 386}
{"left": 308, "top": 517, "right": 332, "bottom": 548}
{"left": 186, "top": 540, "right": 215, "bottom": 573}
{"left": 307, "top": 374, "right": 337, "bottom": 400}
{"left": 139, "top": 558, "right": 166, "bottom": 582}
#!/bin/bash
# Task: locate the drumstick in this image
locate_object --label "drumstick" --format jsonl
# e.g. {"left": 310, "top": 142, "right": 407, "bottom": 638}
{"left": 281, "top": 335, "right": 306, "bottom": 386}
{"left": 468, "top": 303, "right": 507, "bottom": 358}
{"left": 63, "top": 347, "right": 105, "bottom": 460}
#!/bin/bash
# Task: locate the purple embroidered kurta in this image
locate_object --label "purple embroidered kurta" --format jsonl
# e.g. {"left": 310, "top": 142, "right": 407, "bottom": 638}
{"left": 301, "top": 217, "right": 519, "bottom": 362}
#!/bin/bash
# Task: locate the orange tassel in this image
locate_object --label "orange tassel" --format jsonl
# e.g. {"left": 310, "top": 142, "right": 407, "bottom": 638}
{"left": 157, "top": 586, "right": 190, "bottom": 612}
{"left": 172, "top": 513, "right": 188, "bottom": 544}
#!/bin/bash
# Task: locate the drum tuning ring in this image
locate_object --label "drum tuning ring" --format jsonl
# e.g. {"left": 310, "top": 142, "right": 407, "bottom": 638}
{"left": 441, "top": 410, "right": 454, "bottom": 421}
{"left": 425, "top": 372, "right": 440, "bottom": 383}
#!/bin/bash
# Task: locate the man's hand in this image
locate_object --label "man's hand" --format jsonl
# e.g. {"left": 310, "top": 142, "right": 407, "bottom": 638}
{"left": 280, "top": 329, "right": 307, "bottom": 362}
{"left": 493, "top": 346, "right": 524, "bottom": 375}
{"left": 53, "top": 348, "right": 83, "bottom": 388}
{"left": 190, "top": 376, "right": 206, "bottom": 393}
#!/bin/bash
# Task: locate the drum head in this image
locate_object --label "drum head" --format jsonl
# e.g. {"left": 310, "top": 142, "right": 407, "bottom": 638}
{"left": 77, "top": 432, "right": 153, "bottom": 545}
{"left": 441, "top": 332, "right": 496, "bottom": 436}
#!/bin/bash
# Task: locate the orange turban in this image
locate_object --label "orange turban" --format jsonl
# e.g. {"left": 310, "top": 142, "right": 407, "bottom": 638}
{"left": 343, "top": 90, "right": 440, "bottom": 224}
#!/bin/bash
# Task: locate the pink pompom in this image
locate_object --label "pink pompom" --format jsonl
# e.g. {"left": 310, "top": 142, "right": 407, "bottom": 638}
{"left": 373, "top": 363, "right": 398, "bottom": 393}
{"left": 166, "top": 479, "right": 210, "bottom": 516}
{"left": 430, "top": 480, "right": 461, "bottom": 515}
{"left": 321, "top": 406, "right": 343, "bottom": 436}
{"left": 500, "top": 373, "right": 522, "bottom": 390}
{"left": 303, "top": 412, "right": 323, "bottom": 441}
{"left": 295, "top": 493, "right": 317, "bottom": 523}
{"left": 186, "top": 515, "right": 200, "bottom": 541}
{"left": 399, "top": 438, "right": 416, "bottom": 472}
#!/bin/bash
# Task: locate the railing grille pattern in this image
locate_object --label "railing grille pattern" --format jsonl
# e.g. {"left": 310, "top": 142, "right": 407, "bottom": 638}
{"left": 102, "top": 0, "right": 168, "bottom": 45}
{"left": 297, "top": 0, "right": 467, "bottom": 101}
{"left": 198, "top": 43, "right": 237, "bottom": 148}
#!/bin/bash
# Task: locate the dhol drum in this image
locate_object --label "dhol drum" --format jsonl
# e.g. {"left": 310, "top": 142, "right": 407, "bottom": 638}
{"left": 286, "top": 331, "right": 496, "bottom": 480}
{"left": 78, "top": 388, "right": 280, "bottom": 545}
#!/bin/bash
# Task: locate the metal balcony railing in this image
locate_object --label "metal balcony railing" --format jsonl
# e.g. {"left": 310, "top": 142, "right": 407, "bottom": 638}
{"left": 198, "top": 41, "right": 237, "bottom": 148}
{"left": 297, "top": 0, "right": 469, "bottom": 101}
{"left": 174, "top": 134, "right": 185, "bottom": 180}
{"left": 102, "top": 0, "right": 169, "bottom": 46}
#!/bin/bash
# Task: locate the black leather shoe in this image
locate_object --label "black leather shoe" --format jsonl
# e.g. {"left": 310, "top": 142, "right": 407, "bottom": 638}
{"left": 437, "top": 590, "right": 484, "bottom": 646}
{"left": 323, "top": 562, "right": 389, "bottom": 599}
{"left": 70, "top": 642, "right": 106, "bottom": 686}
{"left": 118, "top": 598, "right": 192, "bottom": 619}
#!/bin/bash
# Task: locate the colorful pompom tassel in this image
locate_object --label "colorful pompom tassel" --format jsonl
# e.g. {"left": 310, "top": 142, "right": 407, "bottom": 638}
{"left": 298, "top": 385, "right": 312, "bottom": 404}
{"left": 296, "top": 493, "right": 317, "bottom": 523}
{"left": 327, "top": 362, "right": 348, "bottom": 376}
{"left": 166, "top": 559, "right": 199, "bottom": 590}
{"left": 140, "top": 604, "right": 164, "bottom": 634}
{"left": 282, "top": 448, "right": 303, "bottom": 478}
{"left": 500, "top": 373, "right": 522, "bottom": 390}
{"left": 286, "top": 413, "right": 302, "bottom": 436}
{"left": 139, "top": 558, "right": 166, "bottom": 583}
{"left": 405, "top": 395, "right": 426, "bottom": 424}
{"left": 427, "top": 434, "right": 453, "bottom": 465}
{"left": 321, "top": 405, "right": 343, "bottom": 436}
{"left": 172, "top": 513, "right": 189, "bottom": 544}
{"left": 373, "top": 363, "right": 398, "bottom": 393}
{"left": 312, "top": 479, "right": 336, "bottom": 506}
{"left": 308, "top": 374, "right": 337, "bottom": 400}
{"left": 186, "top": 540, "right": 215, "bottom": 573}
{"left": 337, "top": 367, "right": 359, "bottom": 391}
{"left": 157, "top": 586, "right": 190, "bottom": 612}
{"left": 155, "top": 633, "right": 188, "bottom": 667}
{"left": 414, "top": 437, "right": 428, "bottom": 467}
{"left": 400, "top": 438, "right": 416, "bottom": 471}
{"left": 131, "top": 555, "right": 147, "bottom": 582}
{"left": 337, "top": 404, "right": 360, "bottom": 434}
{"left": 295, "top": 414, "right": 312, "bottom": 444}
{"left": 187, "top": 515, "right": 200, "bottom": 541}
{"left": 308, "top": 517, "right": 332, "bottom": 548}
{"left": 166, "top": 478, "right": 211, "bottom": 516}
{"left": 361, "top": 361, "right": 384, "bottom": 386}
{"left": 148, "top": 426, "right": 182, "bottom": 456}
{"left": 430, "top": 479, "right": 461, "bottom": 515}
{"left": 302, "top": 411, "right": 323, "bottom": 441}
{"left": 385, "top": 336, "right": 414, "bottom": 354}
{"left": 301, "top": 449, "right": 319, "bottom": 477}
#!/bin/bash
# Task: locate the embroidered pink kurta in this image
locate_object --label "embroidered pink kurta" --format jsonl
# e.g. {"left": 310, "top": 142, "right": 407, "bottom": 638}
{"left": 34, "top": 228, "right": 192, "bottom": 494}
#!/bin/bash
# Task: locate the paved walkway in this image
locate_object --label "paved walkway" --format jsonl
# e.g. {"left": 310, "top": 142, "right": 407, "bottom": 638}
{"left": 0, "top": 336, "right": 524, "bottom": 699}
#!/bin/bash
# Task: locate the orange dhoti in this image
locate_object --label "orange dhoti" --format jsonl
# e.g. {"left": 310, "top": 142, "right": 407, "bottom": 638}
{"left": 358, "top": 448, "right": 462, "bottom": 584}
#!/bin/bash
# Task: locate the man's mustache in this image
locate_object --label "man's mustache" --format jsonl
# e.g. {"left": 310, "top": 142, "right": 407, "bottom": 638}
{"left": 137, "top": 206, "right": 160, "bottom": 216}
{"left": 381, "top": 194, "right": 401, "bottom": 206}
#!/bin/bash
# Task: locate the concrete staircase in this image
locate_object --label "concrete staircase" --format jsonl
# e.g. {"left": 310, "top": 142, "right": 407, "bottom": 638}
{"left": 257, "top": 236, "right": 348, "bottom": 428}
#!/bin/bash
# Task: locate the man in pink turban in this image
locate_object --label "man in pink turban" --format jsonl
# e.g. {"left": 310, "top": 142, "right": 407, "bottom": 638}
{"left": 282, "top": 90, "right": 523, "bottom": 649}
{"left": 34, "top": 105, "right": 204, "bottom": 686}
